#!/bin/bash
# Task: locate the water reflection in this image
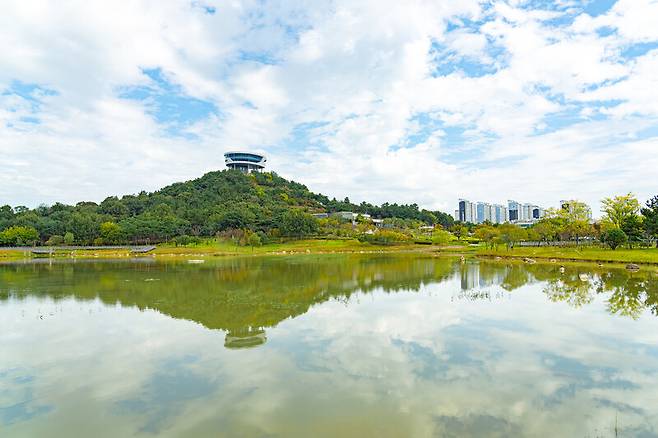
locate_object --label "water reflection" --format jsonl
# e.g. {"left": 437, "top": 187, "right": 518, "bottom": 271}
{"left": 457, "top": 260, "right": 658, "bottom": 318}
{"left": 1, "top": 256, "right": 657, "bottom": 348}
{"left": 1, "top": 255, "right": 658, "bottom": 437}
{"left": 0, "top": 255, "right": 457, "bottom": 348}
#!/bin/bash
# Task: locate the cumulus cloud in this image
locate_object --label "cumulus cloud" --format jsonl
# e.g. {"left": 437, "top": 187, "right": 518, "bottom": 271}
{"left": 1, "top": 0, "right": 657, "bottom": 215}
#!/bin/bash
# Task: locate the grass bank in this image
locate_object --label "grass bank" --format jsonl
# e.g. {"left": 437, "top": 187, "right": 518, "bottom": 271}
{"left": 477, "top": 245, "right": 658, "bottom": 265}
{"left": 0, "top": 249, "right": 30, "bottom": 261}
{"left": 0, "top": 239, "right": 472, "bottom": 261}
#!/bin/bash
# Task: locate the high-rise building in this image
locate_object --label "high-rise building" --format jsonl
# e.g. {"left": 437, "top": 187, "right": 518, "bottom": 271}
{"left": 476, "top": 202, "right": 485, "bottom": 223}
{"left": 476, "top": 202, "right": 495, "bottom": 223}
{"left": 522, "top": 203, "right": 533, "bottom": 221}
{"left": 487, "top": 204, "right": 496, "bottom": 223}
{"left": 458, "top": 199, "right": 478, "bottom": 223}
{"left": 493, "top": 204, "right": 508, "bottom": 223}
{"left": 457, "top": 199, "right": 545, "bottom": 224}
{"left": 459, "top": 199, "right": 543, "bottom": 224}
{"left": 508, "top": 200, "right": 521, "bottom": 222}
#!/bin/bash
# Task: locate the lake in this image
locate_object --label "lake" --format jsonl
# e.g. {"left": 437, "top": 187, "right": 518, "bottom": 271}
{"left": 1, "top": 255, "right": 658, "bottom": 437}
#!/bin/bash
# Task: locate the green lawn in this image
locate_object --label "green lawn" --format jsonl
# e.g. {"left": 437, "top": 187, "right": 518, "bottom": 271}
{"left": 0, "top": 239, "right": 471, "bottom": 261}
{"left": 478, "top": 245, "right": 658, "bottom": 265}
{"left": 0, "top": 249, "right": 29, "bottom": 260}
{"left": 155, "top": 238, "right": 422, "bottom": 256}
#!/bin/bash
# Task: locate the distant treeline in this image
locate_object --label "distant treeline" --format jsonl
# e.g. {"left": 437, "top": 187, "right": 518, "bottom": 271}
{"left": 0, "top": 170, "right": 454, "bottom": 246}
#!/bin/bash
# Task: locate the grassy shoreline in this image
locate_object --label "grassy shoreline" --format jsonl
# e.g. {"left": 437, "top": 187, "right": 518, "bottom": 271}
{"left": 477, "top": 245, "right": 658, "bottom": 266}
{"left": 0, "top": 239, "right": 466, "bottom": 262}
{"left": 3, "top": 239, "right": 658, "bottom": 266}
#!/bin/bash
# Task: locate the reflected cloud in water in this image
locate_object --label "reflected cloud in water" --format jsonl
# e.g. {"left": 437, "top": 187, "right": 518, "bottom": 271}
{"left": 1, "top": 255, "right": 658, "bottom": 437}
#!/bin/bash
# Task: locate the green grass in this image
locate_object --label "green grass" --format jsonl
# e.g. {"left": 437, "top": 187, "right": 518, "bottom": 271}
{"left": 0, "top": 249, "right": 30, "bottom": 260}
{"left": 155, "top": 238, "right": 421, "bottom": 256}
{"left": 478, "top": 245, "right": 658, "bottom": 265}
{"left": 0, "top": 239, "right": 474, "bottom": 262}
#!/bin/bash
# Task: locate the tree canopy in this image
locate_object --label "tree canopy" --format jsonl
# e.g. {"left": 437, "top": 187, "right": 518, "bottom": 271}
{"left": 0, "top": 170, "right": 453, "bottom": 246}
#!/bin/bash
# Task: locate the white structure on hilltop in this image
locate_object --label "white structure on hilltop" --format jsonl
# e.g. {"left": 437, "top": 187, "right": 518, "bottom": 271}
{"left": 224, "top": 151, "right": 267, "bottom": 173}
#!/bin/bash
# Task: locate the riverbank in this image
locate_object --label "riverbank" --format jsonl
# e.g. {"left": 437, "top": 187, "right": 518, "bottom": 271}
{"left": 6, "top": 240, "right": 656, "bottom": 266}
{"left": 0, "top": 239, "right": 470, "bottom": 261}
{"left": 477, "top": 246, "right": 658, "bottom": 266}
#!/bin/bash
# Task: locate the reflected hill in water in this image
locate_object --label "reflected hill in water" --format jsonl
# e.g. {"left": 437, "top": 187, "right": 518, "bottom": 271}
{"left": 0, "top": 255, "right": 458, "bottom": 347}
{"left": 1, "top": 256, "right": 657, "bottom": 347}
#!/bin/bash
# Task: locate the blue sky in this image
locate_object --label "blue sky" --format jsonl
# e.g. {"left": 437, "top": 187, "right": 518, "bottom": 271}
{"left": 1, "top": 0, "right": 657, "bottom": 216}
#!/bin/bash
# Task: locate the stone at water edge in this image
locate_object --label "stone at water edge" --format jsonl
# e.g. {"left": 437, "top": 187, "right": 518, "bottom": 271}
{"left": 626, "top": 263, "right": 640, "bottom": 271}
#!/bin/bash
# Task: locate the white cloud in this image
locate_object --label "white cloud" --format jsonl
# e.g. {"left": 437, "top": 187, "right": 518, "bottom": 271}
{"left": 0, "top": 0, "right": 657, "bottom": 216}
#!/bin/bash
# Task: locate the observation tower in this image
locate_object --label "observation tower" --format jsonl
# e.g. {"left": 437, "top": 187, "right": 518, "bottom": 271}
{"left": 224, "top": 151, "right": 267, "bottom": 173}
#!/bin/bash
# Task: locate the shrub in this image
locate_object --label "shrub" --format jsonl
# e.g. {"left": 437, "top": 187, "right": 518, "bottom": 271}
{"left": 431, "top": 230, "right": 453, "bottom": 245}
{"left": 64, "top": 232, "right": 75, "bottom": 245}
{"left": 46, "top": 235, "right": 64, "bottom": 246}
{"left": 601, "top": 228, "right": 627, "bottom": 250}
{"left": 358, "top": 230, "right": 411, "bottom": 245}
{"left": 0, "top": 226, "right": 40, "bottom": 246}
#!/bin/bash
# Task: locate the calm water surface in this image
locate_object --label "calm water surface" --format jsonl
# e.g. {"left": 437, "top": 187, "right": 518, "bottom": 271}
{"left": 1, "top": 255, "right": 658, "bottom": 437}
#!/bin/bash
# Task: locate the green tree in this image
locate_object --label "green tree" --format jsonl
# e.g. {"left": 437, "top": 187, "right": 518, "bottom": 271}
{"left": 450, "top": 224, "right": 468, "bottom": 241}
{"left": 430, "top": 229, "right": 453, "bottom": 245}
{"left": 601, "top": 193, "right": 644, "bottom": 248}
{"left": 602, "top": 228, "right": 627, "bottom": 250}
{"left": 46, "top": 235, "right": 64, "bottom": 246}
{"left": 279, "top": 210, "right": 318, "bottom": 238}
{"left": 248, "top": 232, "right": 262, "bottom": 249}
{"left": 601, "top": 193, "right": 641, "bottom": 228}
{"left": 215, "top": 209, "right": 255, "bottom": 231}
{"left": 67, "top": 212, "right": 102, "bottom": 244}
{"left": 0, "top": 170, "right": 457, "bottom": 245}
{"left": 99, "top": 221, "right": 123, "bottom": 245}
{"left": 473, "top": 225, "right": 500, "bottom": 249}
{"left": 532, "top": 219, "right": 558, "bottom": 245}
{"left": 64, "top": 232, "right": 75, "bottom": 245}
{"left": 0, "top": 226, "right": 39, "bottom": 246}
{"left": 641, "top": 195, "right": 658, "bottom": 247}
{"left": 498, "top": 224, "right": 526, "bottom": 250}
{"left": 544, "top": 203, "right": 593, "bottom": 244}
{"left": 620, "top": 214, "right": 644, "bottom": 248}
{"left": 99, "top": 196, "right": 129, "bottom": 218}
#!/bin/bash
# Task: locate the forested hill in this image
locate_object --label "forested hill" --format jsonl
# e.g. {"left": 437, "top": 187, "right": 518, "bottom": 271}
{"left": 0, "top": 170, "right": 453, "bottom": 245}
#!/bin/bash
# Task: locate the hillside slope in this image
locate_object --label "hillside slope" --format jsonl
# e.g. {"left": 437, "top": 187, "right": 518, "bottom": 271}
{"left": 0, "top": 170, "right": 453, "bottom": 244}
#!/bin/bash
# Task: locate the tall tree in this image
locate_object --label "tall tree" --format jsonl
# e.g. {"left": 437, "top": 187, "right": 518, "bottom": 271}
{"left": 543, "top": 202, "right": 593, "bottom": 243}
{"left": 450, "top": 223, "right": 468, "bottom": 241}
{"left": 641, "top": 195, "right": 658, "bottom": 247}
{"left": 279, "top": 210, "right": 318, "bottom": 238}
{"left": 601, "top": 193, "right": 641, "bottom": 228}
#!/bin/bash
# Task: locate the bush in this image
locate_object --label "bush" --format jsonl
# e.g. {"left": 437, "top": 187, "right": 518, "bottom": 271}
{"left": 46, "top": 235, "right": 64, "bottom": 246}
{"left": 172, "top": 235, "right": 203, "bottom": 246}
{"left": 431, "top": 230, "right": 453, "bottom": 245}
{"left": 64, "top": 232, "right": 75, "bottom": 245}
{"left": 358, "top": 230, "right": 412, "bottom": 245}
{"left": 248, "top": 232, "right": 262, "bottom": 247}
{"left": 601, "top": 228, "right": 627, "bottom": 250}
{"left": 0, "top": 226, "right": 40, "bottom": 246}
